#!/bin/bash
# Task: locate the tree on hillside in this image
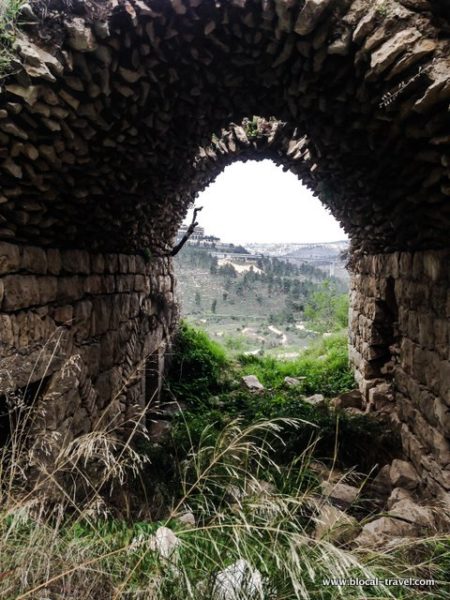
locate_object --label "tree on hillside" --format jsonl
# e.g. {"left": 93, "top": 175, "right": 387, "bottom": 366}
{"left": 195, "top": 291, "right": 201, "bottom": 306}
{"left": 304, "top": 281, "right": 348, "bottom": 333}
{"left": 211, "top": 299, "right": 217, "bottom": 313}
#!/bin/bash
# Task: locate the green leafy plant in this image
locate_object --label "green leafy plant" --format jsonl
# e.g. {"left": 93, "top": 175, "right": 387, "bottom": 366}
{"left": 0, "top": 0, "right": 25, "bottom": 76}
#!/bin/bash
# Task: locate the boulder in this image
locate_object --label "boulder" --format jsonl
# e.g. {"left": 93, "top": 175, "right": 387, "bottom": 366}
{"left": 386, "top": 487, "right": 413, "bottom": 510}
{"left": 241, "top": 375, "right": 265, "bottom": 393}
{"left": 388, "top": 496, "right": 435, "bottom": 528}
{"left": 65, "top": 18, "right": 97, "bottom": 52}
{"left": 149, "top": 526, "right": 180, "bottom": 559}
{"left": 332, "top": 389, "right": 364, "bottom": 410}
{"left": 354, "top": 517, "right": 419, "bottom": 548}
{"left": 390, "top": 459, "right": 419, "bottom": 490}
{"left": 320, "top": 481, "right": 360, "bottom": 508}
{"left": 371, "top": 464, "right": 392, "bottom": 497}
{"left": 284, "top": 376, "right": 305, "bottom": 387}
{"left": 314, "top": 503, "right": 361, "bottom": 545}
{"left": 212, "top": 559, "right": 263, "bottom": 600}
{"left": 294, "top": 0, "right": 333, "bottom": 36}
{"left": 304, "top": 393, "right": 325, "bottom": 407}
{"left": 176, "top": 512, "right": 196, "bottom": 528}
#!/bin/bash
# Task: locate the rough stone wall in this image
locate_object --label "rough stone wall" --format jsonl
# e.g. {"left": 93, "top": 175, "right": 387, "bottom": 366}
{"left": 0, "top": 0, "right": 448, "bottom": 496}
{"left": 0, "top": 241, "right": 177, "bottom": 441}
{"left": 349, "top": 250, "right": 450, "bottom": 498}
{"left": 0, "top": 0, "right": 449, "bottom": 254}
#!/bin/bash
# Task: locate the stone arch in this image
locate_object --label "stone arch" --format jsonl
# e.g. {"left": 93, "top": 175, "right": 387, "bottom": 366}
{"left": 0, "top": 0, "right": 448, "bottom": 498}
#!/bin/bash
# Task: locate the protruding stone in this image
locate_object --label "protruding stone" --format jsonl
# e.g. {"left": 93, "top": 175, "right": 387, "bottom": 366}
{"left": 390, "top": 459, "right": 420, "bottom": 490}
{"left": 65, "top": 19, "right": 97, "bottom": 52}
{"left": 294, "top": 0, "right": 333, "bottom": 36}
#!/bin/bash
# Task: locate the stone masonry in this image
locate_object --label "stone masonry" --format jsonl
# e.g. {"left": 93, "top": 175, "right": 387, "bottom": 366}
{"left": 0, "top": 1, "right": 448, "bottom": 499}
{"left": 349, "top": 249, "right": 450, "bottom": 498}
{"left": 0, "top": 240, "right": 177, "bottom": 443}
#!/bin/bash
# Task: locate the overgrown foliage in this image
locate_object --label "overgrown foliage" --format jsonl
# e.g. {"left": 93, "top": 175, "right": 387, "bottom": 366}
{"left": 0, "top": 0, "right": 24, "bottom": 76}
{"left": 161, "top": 324, "right": 398, "bottom": 476}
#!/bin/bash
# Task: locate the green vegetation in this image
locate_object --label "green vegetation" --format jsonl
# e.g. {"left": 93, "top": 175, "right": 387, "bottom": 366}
{"left": 163, "top": 324, "right": 396, "bottom": 472}
{"left": 238, "top": 332, "right": 354, "bottom": 394}
{"left": 304, "top": 280, "right": 349, "bottom": 333}
{"left": 0, "top": 1, "right": 24, "bottom": 76}
{"left": 0, "top": 323, "right": 449, "bottom": 598}
{"left": 175, "top": 245, "right": 349, "bottom": 357}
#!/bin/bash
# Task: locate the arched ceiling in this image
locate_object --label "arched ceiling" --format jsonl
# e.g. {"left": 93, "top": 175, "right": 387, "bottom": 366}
{"left": 0, "top": 0, "right": 449, "bottom": 254}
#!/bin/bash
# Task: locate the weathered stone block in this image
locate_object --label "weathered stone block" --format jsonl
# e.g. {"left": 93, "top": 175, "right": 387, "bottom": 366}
{"left": 423, "top": 251, "right": 446, "bottom": 283}
{"left": 2, "top": 275, "right": 40, "bottom": 310}
{"left": 61, "top": 249, "right": 90, "bottom": 274}
{"left": 0, "top": 242, "right": 20, "bottom": 274}
{"left": 52, "top": 304, "right": 74, "bottom": 325}
{"left": 22, "top": 246, "right": 47, "bottom": 274}
{"left": 38, "top": 276, "right": 58, "bottom": 304}
{"left": 91, "top": 253, "right": 105, "bottom": 274}
{"left": 46, "top": 248, "right": 61, "bottom": 275}
{"left": 85, "top": 274, "right": 103, "bottom": 295}
{"left": 57, "top": 276, "right": 84, "bottom": 302}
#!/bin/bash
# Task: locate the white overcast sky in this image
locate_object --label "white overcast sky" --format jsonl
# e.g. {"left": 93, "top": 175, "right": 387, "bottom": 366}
{"left": 184, "top": 160, "right": 347, "bottom": 244}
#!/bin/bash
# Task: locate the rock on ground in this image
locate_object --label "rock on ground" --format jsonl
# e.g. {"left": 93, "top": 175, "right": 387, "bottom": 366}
{"left": 241, "top": 375, "right": 265, "bottom": 392}
{"left": 212, "top": 559, "right": 263, "bottom": 600}
{"left": 390, "top": 459, "right": 419, "bottom": 490}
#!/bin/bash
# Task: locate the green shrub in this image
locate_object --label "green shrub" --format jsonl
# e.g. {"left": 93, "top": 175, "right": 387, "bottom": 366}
{"left": 238, "top": 331, "right": 355, "bottom": 396}
{"left": 165, "top": 321, "right": 228, "bottom": 404}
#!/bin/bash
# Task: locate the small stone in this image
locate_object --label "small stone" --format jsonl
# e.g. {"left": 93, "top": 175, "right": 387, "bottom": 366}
{"left": 213, "top": 559, "right": 263, "bottom": 600}
{"left": 390, "top": 459, "right": 420, "bottom": 490}
{"left": 65, "top": 18, "right": 97, "bottom": 52}
{"left": 149, "top": 526, "right": 180, "bottom": 559}
{"left": 314, "top": 503, "right": 360, "bottom": 545}
{"left": 304, "top": 393, "right": 325, "bottom": 407}
{"left": 176, "top": 512, "right": 196, "bottom": 527}
{"left": 284, "top": 375, "right": 305, "bottom": 387}
{"left": 320, "top": 481, "right": 359, "bottom": 507}
{"left": 241, "top": 375, "right": 265, "bottom": 392}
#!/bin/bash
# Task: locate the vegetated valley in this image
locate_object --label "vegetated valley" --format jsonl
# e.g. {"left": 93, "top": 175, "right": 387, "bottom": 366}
{"left": 174, "top": 243, "right": 349, "bottom": 357}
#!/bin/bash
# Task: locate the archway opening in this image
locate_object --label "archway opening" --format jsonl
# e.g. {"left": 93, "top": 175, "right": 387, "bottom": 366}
{"left": 175, "top": 159, "right": 349, "bottom": 358}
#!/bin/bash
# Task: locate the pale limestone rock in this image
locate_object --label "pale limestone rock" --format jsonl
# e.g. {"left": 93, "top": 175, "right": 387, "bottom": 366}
{"left": 213, "top": 559, "right": 263, "bottom": 600}
{"left": 389, "top": 498, "right": 435, "bottom": 528}
{"left": 241, "top": 375, "right": 265, "bottom": 392}
{"left": 304, "top": 393, "right": 325, "bottom": 407}
{"left": 320, "top": 481, "right": 360, "bottom": 507}
{"left": 176, "top": 512, "right": 196, "bottom": 527}
{"left": 314, "top": 503, "right": 361, "bottom": 545}
{"left": 390, "top": 459, "right": 419, "bottom": 490}
{"left": 65, "top": 18, "right": 97, "bottom": 52}
{"left": 354, "top": 517, "right": 419, "bottom": 548}
{"left": 284, "top": 375, "right": 304, "bottom": 387}
{"left": 386, "top": 487, "right": 414, "bottom": 510}
{"left": 149, "top": 526, "right": 180, "bottom": 559}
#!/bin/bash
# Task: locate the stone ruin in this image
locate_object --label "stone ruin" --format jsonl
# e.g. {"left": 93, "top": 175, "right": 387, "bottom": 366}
{"left": 0, "top": 0, "right": 448, "bottom": 500}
